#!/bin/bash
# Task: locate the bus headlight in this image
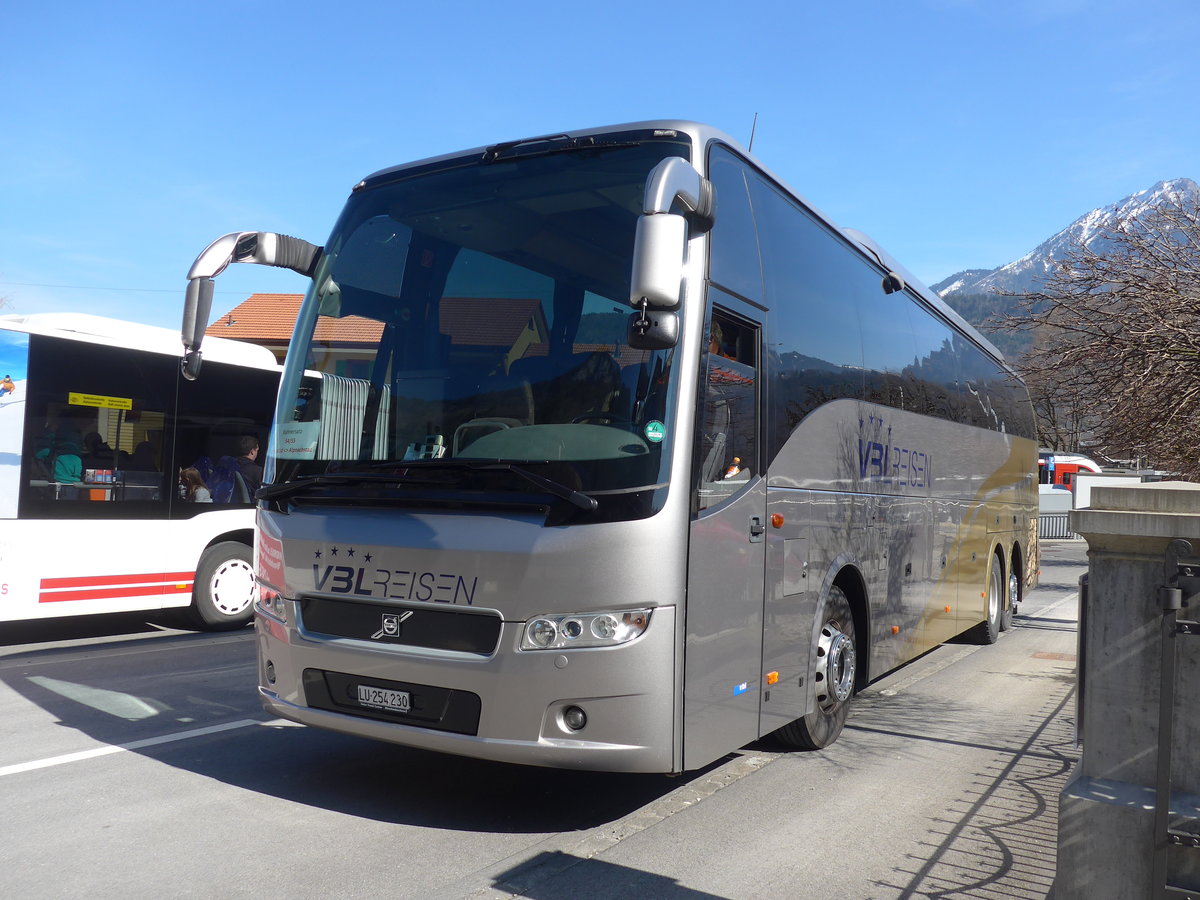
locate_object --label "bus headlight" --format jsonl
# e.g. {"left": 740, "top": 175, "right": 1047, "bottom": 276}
{"left": 520, "top": 609, "right": 651, "bottom": 650}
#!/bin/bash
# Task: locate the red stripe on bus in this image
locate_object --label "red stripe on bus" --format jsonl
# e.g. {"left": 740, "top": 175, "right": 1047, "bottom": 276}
{"left": 38, "top": 575, "right": 196, "bottom": 604}
{"left": 40, "top": 572, "right": 195, "bottom": 590}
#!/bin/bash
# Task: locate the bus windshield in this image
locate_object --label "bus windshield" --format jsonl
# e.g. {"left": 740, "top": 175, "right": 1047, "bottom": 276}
{"left": 271, "top": 134, "right": 691, "bottom": 521}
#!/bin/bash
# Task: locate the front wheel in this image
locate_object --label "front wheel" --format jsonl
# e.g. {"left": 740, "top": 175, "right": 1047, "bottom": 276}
{"left": 773, "top": 585, "right": 857, "bottom": 750}
{"left": 190, "top": 541, "right": 255, "bottom": 631}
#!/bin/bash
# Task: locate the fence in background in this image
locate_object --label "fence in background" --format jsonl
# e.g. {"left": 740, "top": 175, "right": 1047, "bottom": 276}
{"left": 1039, "top": 512, "right": 1081, "bottom": 540}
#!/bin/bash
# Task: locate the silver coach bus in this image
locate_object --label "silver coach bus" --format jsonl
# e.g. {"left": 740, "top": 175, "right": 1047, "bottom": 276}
{"left": 181, "top": 121, "right": 1038, "bottom": 773}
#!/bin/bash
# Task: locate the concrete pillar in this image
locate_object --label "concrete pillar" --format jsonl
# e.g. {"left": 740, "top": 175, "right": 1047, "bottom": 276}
{"left": 1056, "top": 482, "right": 1200, "bottom": 898}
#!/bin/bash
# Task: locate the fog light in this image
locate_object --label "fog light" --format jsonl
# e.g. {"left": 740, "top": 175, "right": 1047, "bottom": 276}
{"left": 563, "top": 705, "right": 587, "bottom": 731}
{"left": 265, "top": 660, "right": 276, "bottom": 684}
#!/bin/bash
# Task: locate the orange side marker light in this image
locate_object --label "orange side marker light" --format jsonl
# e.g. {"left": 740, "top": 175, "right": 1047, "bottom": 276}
{"left": 765, "top": 671, "right": 779, "bottom": 685}
{"left": 770, "top": 513, "right": 784, "bottom": 528}
{"left": 891, "top": 625, "right": 900, "bottom": 635}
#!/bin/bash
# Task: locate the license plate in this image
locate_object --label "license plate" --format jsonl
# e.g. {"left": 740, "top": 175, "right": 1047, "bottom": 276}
{"left": 356, "top": 685, "right": 410, "bottom": 713}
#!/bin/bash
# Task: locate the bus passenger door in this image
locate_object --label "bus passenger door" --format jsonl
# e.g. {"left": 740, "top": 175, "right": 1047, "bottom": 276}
{"left": 683, "top": 298, "right": 766, "bottom": 771}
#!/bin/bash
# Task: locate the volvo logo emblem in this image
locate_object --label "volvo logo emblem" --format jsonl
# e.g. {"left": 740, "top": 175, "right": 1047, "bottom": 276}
{"left": 370, "top": 610, "right": 414, "bottom": 640}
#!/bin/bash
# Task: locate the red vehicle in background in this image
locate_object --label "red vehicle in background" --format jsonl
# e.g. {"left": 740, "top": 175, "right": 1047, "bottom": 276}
{"left": 1039, "top": 451, "right": 1102, "bottom": 490}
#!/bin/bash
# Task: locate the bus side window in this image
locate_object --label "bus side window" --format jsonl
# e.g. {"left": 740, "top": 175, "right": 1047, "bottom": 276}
{"left": 695, "top": 304, "right": 758, "bottom": 513}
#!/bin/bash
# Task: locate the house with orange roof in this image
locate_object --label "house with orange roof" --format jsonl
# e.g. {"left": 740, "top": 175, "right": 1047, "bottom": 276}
{"left": 208, "top": 292, "right": 633, "bottom": 376}
{"left": 206, "top": 293, "right": 379, "bottom": 372}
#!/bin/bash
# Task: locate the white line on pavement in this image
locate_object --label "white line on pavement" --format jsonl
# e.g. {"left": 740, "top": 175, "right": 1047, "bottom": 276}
{"left": 1040, "top": 592, "right": 1081, "bottom": 616}
{"left": 0, "top": 718, "right": 274, "bottom": 777}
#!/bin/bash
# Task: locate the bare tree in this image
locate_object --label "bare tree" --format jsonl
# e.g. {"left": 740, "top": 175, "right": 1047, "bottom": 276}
{"left": 995, "top": 192, "right": 1200, "bottom": 477}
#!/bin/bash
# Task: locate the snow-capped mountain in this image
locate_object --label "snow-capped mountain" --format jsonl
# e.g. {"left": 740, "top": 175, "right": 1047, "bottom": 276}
{"left": 933, "top": 177, "right": 1200, "bottom": 298}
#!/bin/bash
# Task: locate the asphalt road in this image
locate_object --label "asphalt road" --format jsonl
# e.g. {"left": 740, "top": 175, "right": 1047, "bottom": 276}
{"left": 0, "top": 540, "right": 1087, "bottom": 899}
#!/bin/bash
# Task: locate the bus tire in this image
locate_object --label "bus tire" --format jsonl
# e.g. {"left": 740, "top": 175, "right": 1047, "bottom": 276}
{"left": 968, "top": 552, "right": 1004, "bottom": 645}
{"left": 190, "top": 541, "right": 255, "bottom": 631}
{"left": 1001, "top": 566, "right": 1019, "bottom": 632}
{"left": 773, "top": 585, "right": 856, "bottom": 751}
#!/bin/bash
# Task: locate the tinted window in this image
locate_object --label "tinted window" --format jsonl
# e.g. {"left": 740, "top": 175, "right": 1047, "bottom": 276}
{"left": 695, "top": 298, "right": 759, "bottom": 513}
{"left": 904, "top": 299, "right": 961, "bottom": 420}
{"left": 951, "top": 335, "right": 1034, "bottom": 438}
{"left": 277, "top": 139, "right": 690, "bottom": 524}
{"left": 19, "top": 335, "right": 277, "bottom": 519}
{"left": 21, "top": 336, "right": 175, "bottom": 518}
{"left": 706, "top": 149, "right": 1034, "bottom": 460}
{"left": 858, "top": 280, "right": 919, "bottom": 412}
{"left": 746, "top": 171, "right": 868, "bottom": 458}
{"left": 707, "top": 145, "right": 763, "bottom": 303}
{"left": 174, "top": 359, "right": 279, "bottom": 512}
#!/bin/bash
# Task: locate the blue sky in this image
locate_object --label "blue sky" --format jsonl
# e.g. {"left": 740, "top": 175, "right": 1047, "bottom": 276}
{"left": 2, "top": 0, "right": 1196, "bottom": 331}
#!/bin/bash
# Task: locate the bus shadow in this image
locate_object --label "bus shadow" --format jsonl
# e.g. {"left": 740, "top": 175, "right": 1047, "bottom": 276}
{"left": 0, "top": 633, "right": 716, "bottom": 833}
{"left": 163, "top": 720, "right": 711, "bottom": 832}
{"left": 491, "top": 850, "right": 729, "bottom": 899}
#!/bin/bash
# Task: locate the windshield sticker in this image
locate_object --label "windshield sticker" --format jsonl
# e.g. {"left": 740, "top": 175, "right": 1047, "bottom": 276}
{"left": 644, "top": 420, "right": 666, "bottom": 443}
{"left": 275, "top": 421, "right": 319, "bottom": 460}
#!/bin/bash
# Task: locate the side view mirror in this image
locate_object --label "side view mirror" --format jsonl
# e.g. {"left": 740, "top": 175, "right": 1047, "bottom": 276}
{"left": 181, "top": 231, "right": 322, "bottom": 380}
{"left": 627, "top": 307, "right": 679, "bottom": 351}
{"left": 630, "top": 214, "right": 688, "bottom": 309}
{"left": 629, "top": 158, "right": 715, "bottom": 318}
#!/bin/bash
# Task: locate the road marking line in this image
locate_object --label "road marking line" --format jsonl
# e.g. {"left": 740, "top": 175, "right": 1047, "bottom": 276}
{"left": 1045, "top": 591, "right": 1080, "bottom": 615}
{"left": 1018, "top": 591, "right": 1079, "bottom": 619}
{"left": 0, "top": 718, "right": 266, "bottom": 777}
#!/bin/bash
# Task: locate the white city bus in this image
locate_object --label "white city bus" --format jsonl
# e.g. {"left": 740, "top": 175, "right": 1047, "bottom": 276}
{"left": 0, "top": 313, "right": 279, "bottom": 629}
{"left": 181, "top": 121, "right": 1038, "bottom": 771}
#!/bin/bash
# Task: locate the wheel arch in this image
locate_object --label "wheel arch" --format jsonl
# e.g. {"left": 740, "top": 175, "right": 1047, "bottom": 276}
{"left": 204, "top": 527, "right": 254, "bottom": 556}
{"left": 188, "top": 533, "right": 257, "bottom": 630}
{"left": 831, "top": 563, "right": 870, "bottom": 692}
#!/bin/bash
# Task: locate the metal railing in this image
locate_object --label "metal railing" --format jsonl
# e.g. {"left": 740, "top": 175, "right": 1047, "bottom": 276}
{"left": 1039, "top": 512, "right": 1082, "bottom": 540}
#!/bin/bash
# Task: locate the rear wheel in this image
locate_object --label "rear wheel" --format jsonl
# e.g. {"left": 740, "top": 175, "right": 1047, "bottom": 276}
{"left": 773, "top": 585, "right": 857, "bottom": 750}
{"left": 1001, "top": 565, "right": 1019, "bottom": 631}
{"left": 968, "top": 552, "right": 1004, "bottom": 644}
{"left": 190, "top": 541, "right": 254, "bottom": 631}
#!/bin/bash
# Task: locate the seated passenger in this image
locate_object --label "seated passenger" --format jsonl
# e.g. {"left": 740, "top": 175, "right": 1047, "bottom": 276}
{"left": 179, "top": 467, "right": 212, "bottom": 503}
{"left": 53, "top": 437, "right": 83, "bottom": 484}
{"left": 234, "top": 435, "right": 263, "bottom": 494}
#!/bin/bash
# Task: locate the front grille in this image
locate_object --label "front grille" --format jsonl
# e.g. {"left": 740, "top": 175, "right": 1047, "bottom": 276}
{"left": 299, "top": 596, "right": 502, "bottom": 654}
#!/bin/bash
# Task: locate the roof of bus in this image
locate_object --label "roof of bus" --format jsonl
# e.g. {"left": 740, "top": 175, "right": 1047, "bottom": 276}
{"left": 351, "top": 119, "right": 1009, "bottom": 370}
{"left": 0, "top": 312, "right": 279, "bottom": 370}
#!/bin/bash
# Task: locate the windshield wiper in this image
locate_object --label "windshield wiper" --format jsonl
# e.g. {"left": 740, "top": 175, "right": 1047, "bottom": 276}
{"left": 256, "top": 462, "right": 598, "bottom": 512}
{"left": 255, "top": 471, "right": 443, "bottom": 502}
{"left": 378, "top": 459, "right": 597, "bottom": 511}
{"left": 460, "top": 461, "right": 598, "bottom": 511}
